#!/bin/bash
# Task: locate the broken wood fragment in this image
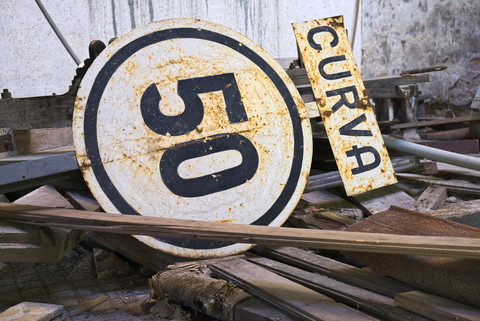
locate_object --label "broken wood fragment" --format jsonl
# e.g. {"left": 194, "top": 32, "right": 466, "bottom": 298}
{"left": 412, "top": 185, "right": 447, "bottom": 212}
{"left": 0, "top": 301, "right": 64, "bottom": 321}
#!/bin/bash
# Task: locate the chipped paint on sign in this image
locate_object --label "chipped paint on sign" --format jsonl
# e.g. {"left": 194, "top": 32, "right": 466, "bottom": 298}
{"left": 73, "top": 19, "right": 312, "bottom": 258}
{"left": 292, "top": 16, "right": 396, "bottom": 196}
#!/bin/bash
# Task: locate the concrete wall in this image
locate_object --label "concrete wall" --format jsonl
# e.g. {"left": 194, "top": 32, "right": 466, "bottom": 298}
{"left": 362, "top": 0, "right": 480, "bottom": 111}
{"left": 1, "top": 0, "right": 361, "bottom": 98}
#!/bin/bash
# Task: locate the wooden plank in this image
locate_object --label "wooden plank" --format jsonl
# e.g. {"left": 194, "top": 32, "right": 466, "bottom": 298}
{"left": 249, "top": 257, "right": 429, "bottom": 321}
{"left": 436, "top": 162, "right": 480, "bottom": 183}
{"left": 13, "top": 127, "right": 73, "bottom": 154}
{"left": 430, "top": 199, "right": 480, "bottom": 228}
{"left": 3, "top": 203, "right": 480, "bottom": 259}
{"left": 0, "top": 88, "right": 76, "bottom": 131}
{"left": 234, "top": 298, "right": 295, "bottom": 321}
{"left": 366, "top": 85, "right": 414, "bottom": 99}
{"left": 397, "top": 173, "right": 480, "bottom": 196}
{"left": 286, "top": 68, "right": 429, "bottom": 88}
{"left": 391, "top": 114, "right": 480, "bottom": 130}
{"left": 412, "top": 185, "right": 448, "bottom": 212}
{"left": 255, "top": 246, "right": 413, "bottom": 297}
{"left": 343, "top": 206, "right": 480, "bottom": 308}
{"left": 349, "top": 185, "right": 415, "bottom": 216}
{"left": 395, "top": 291, "right": 480, "bottom": 321}
{"left": 211, "top": 258, "right": 379, "bottom": 321}
{"left": 0, "top": 221, "right": 51, "bottom": 245}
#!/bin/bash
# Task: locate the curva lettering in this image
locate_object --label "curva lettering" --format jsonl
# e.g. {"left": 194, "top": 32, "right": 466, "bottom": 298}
{"left": 326, "top": 85, "right": 359, "bottom": 113}
{"left": 339, "top": 114, "right": 372, "bottom": 137}
{"left": 318, "top": 55, "right": 351, "bottom": 80}
{"left": 307, "top": 26, "right": 338, "bottom": 51}
{"left": 346, "top": 145, "right": 381, "bottom": 175}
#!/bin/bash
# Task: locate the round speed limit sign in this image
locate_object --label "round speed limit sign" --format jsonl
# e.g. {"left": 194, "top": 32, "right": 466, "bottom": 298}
{"left": 73, "top": 19, "right": 312, "bottom": 258}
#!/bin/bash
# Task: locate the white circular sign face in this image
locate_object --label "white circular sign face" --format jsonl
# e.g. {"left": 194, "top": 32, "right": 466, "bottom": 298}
{"left": 73, "top": 19, "right": 312, "bottom": 258}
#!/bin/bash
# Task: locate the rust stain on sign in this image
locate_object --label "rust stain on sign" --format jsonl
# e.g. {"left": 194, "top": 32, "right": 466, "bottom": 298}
{"left": 292, "top": 16, "right": 396, "bottom": 195}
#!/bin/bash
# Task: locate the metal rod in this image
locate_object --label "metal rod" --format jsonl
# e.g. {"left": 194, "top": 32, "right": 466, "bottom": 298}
{"left": 383, "top": 135, "right": 480, "bottom": 171}
{"left": 35, "top": 0, "right": 81, "bottom": 65}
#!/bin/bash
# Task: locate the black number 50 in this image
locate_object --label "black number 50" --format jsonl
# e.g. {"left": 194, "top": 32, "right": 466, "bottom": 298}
{"left": 140, "top": 73, "right": 259, "bottom": 197}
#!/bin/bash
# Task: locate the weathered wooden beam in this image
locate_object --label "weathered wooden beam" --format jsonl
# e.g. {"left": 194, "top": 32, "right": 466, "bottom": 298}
{"left": 394, "top": 291, "right": 480, "bottom": 321}
{"left": 1, "top": 203, "right": 480, "bottom": 259}
{"left": 211, "top": 258, "right": 378, "bottom": 321}
{"left": 390, "top": 113, "right": 480, "bottom": 130}
{"left": 286, "top": 68, "right": 429, "bottom": 88}
{"left": 249, "top": 257, "right": 429, "bottom": 321}
{"left": 0, "top": 89, "right": 76, "bottom": 130}
{"left": 13, "top": 127, "right": 73, "bottom": 154}
{"left": 254, "top": 246, "right": 413, "bottom": 297}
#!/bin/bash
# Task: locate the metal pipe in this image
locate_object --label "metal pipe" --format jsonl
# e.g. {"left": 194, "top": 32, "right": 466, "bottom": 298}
{"left": 35, "top": 0, "right": 81, "bottom": 65}
{"left": 383, "top": 135, "right": 480, "bottom": 171}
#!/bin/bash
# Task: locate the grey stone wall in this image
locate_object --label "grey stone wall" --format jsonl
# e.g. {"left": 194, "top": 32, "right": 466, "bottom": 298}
{"left": 362, "top": 0, "right": 480, "bottom": 112}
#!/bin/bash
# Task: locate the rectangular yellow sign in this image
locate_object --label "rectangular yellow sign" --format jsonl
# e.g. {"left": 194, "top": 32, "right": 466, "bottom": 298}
{"left": 292, "top": 16, "right": 397, "bottom": 195}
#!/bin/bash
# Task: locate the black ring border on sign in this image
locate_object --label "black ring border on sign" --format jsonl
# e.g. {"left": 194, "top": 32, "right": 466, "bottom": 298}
{"left": 84, "top": 27, "right": 305, "bottom": 250}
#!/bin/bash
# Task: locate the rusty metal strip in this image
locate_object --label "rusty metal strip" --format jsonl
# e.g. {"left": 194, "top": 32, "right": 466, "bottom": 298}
{"left": 292, "top": 16, "right": 396, "bottom": 195}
